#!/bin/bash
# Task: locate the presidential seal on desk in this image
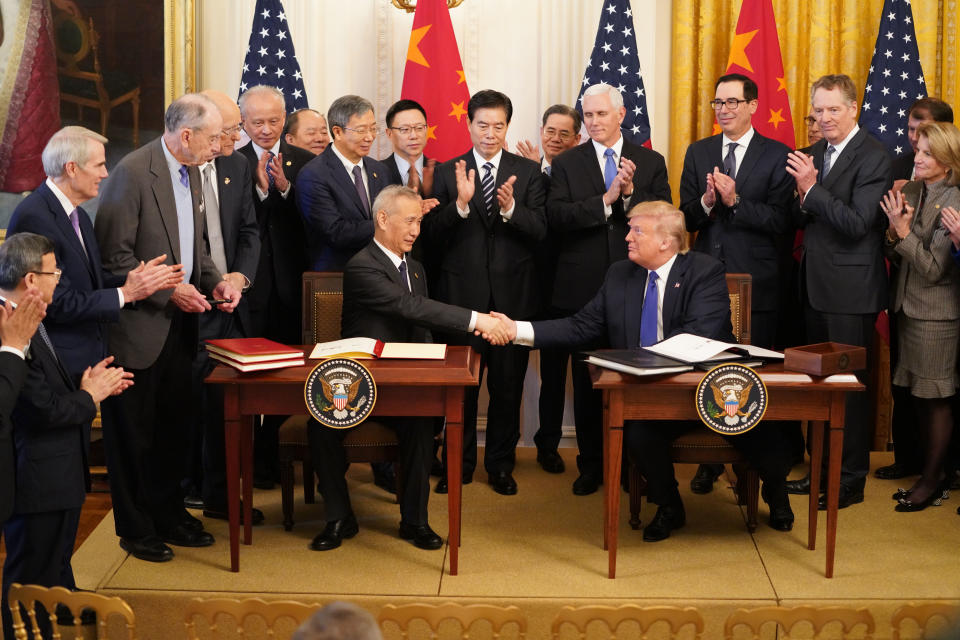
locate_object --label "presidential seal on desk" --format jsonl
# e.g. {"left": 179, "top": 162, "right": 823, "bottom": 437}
{"left": 304, "top": 358, "right": 377, "bottom": 428}
{"left": 695, "top": 363, "right": 767, "bottom": 435}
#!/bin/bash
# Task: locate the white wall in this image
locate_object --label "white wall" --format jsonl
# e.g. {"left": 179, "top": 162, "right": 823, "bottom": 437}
{"left": 197, "top": 0, "right": 673, "bottom": 165}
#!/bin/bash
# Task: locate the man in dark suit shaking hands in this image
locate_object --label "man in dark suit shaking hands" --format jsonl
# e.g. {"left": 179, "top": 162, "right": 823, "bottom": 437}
{"left": 308, "top": 185, "right": 505, "bottom": 551}
{"left": 424, "top": 90, "right": 547, "bottom": 496}
{"left": 679, "top": 73, "right": 795, "bottom": 495}
{"left": 785, "top": 74, "right": 893, "bottom": 509}
{"left": 541, "top": 83, "right": 671, "bottom": 496}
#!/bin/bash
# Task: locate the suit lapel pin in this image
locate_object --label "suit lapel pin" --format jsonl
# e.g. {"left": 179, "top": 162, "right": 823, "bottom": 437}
{"left": 373, "top": 172, "right": 378, "bottom": 178}
{"left": 285, "top": 160, "right": 292, "bottom": 166}
{"left": 414, "top": 272, "right": 419, "bottom": 279}
{"left": 224, "top": 177, "right": 231, "bottom": 185}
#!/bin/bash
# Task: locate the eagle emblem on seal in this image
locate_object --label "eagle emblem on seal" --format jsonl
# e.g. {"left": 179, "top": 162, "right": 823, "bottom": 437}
{"left": 304, "top": 358, "right": 377, "bottom": 429}
{"left": 695, "top": 363, "right": 767, "bottom": 435}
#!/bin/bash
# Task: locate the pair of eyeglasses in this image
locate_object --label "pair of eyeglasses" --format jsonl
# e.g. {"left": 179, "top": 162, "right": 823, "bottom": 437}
{"left": 543, "top": 128, "right": 574, "bottom": 141}
{"left": 31, "top": 268, "right": 62, "bottom": 282}
{"left": 709, "top": 98, "right": 751, "bottom": 110}
{"left": 388, "top": 125, "right": 427, "bottom": 136}
{"left": 221, "top": 123, "right": 244, "bottom": 136}
{"left": 343, "top": 126, "right": 380, "bottom": 137}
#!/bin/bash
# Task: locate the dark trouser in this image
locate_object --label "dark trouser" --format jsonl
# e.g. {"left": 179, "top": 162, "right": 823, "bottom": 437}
{"left": 2, "top": 508, "right": 81, "bottom": 639}
{"left": 536, "top": 347, "right": 603, "bottom": 476}
{"left": 626, "top": 420, "right": 791, "bottom": 506}
{"left": 308, "top": 417, "right": 433, "bottom": 525}
{"left": 804, "top": 304, "right": 877, "bottom": 489}
{"left": 186, "top": 310, "right": 241, "bottom": 509}
{"left": 441, "top": 338, "right": 529, "bottom": 476}
{"left": 247, "top": 263, "right": 302, "bottom": 483}
{"left": 102, "top": 312, "right": 195, "bottom": 539}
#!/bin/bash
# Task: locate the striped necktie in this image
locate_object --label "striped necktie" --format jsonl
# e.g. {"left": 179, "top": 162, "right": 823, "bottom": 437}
{"left": 481, "top": 162, "right": 496, "bottom": 216}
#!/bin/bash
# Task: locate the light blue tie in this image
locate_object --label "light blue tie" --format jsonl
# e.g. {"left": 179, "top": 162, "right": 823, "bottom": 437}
{"left": 178, "top": 165, "right": 190, "bottom": 189}
{"left": 603, "top": 148, "right": 617, "bottom": 190}
{"left": 640, "top": 271, "right": 659, "bottom": 347}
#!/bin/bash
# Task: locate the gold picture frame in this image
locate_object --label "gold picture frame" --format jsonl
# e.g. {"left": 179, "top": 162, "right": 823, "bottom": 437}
{"left": 163, "top": 0, "right": 196, "bottom": 105}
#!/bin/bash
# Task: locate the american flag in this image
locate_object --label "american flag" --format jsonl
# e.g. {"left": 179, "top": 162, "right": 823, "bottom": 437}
{"left": 575, "top": 0, "right": 651, "bottom": 147}
{"left": 859, "top": 0, "right": 926, "bottom": 157}
{"left": 238, "top": 0, "right": 308, "bottom": 112}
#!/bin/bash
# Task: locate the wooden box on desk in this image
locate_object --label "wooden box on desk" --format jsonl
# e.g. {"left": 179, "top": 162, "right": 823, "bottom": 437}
{"left": 783, "top": 342, "right": 867, "bottom": 375}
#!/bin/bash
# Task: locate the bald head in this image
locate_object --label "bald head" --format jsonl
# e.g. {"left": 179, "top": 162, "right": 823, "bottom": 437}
{"left": 201, "top": 89, "right": 243, "bottom": 156}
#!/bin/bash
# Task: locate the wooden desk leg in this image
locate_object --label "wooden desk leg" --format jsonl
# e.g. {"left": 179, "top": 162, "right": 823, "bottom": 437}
{"left": 445, "top": 390, "right": 464, "bottom": 576}
{"left": 825, "top": 392, "right": 846, "bottom": 579}
{"left": 807, "top": 420, "right": 825, "bottom": 551}
{"left": 241, "top": 414, "right": 254, "bottom": 545}
{"left": 604, "top": 390, "right": 624, "bottom": 579}
{"left": 602, "top": 396, "right": 611, "bottom": 550}
{"left": 223, "top": 386, "right": 241, "bottom": 572}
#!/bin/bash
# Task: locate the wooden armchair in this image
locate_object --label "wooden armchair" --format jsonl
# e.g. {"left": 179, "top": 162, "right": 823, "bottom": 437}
{"left": 551, "top": 604, "right": 703, "bottom": 639}
{"left": 628, "top": 273, "right": 760, "bottom": 532}
{"left": 278, "top": 272, "right": 401, "bottom": 530}
{"left": 52, "top": 4, "right": 140, "bottom": 146}
{"left": 724, "top": 606, "right": 874, "bottom": 639}
{"left": 7, "top": 583, "right": 137, "bottom": 639}
{"left": 379, "top": 603, "right": 527, "bottom": 639}
{"left": 184, "top": 597, "right": 321, "bottom": 639}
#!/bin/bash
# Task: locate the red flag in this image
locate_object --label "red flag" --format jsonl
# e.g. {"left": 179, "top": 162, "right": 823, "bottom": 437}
{"left": 717, "top": 0, "right": 795, "bottom": 149}
{"left": 399, "top": 0, "right": 471, "bottom": 162}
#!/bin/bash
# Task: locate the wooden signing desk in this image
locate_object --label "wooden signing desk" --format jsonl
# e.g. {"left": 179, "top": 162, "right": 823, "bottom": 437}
{"left": 206, "top": 346, "right": 481, "bottom": 573}
{"left": 591, "top": 363, "right": 864, "bottom": 579}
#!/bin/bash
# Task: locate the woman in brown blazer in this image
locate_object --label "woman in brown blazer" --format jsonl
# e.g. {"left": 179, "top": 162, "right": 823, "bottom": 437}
{"left": 881, "top": 121, "right": 960, "bottom": 511}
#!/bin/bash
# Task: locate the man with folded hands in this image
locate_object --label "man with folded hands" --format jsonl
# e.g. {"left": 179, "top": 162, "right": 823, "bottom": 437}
{"left": 481, "top": 201, "right": 794, "bottom": 541}
{"left": 307, "top": 185, "right": 507, "bottom": 551}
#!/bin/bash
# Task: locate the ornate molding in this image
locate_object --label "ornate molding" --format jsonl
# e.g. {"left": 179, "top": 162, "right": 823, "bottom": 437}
{"left": 164, "top": 0, "right": 196, "bottom": 106}
{"left": 390, "top": 0, "right": 465, "bottom": 13}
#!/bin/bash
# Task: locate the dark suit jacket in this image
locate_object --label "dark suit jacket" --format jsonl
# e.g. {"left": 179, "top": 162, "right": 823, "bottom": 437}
{"left": 794, "top": 129, "right": 893, "bottom": 314}
{"left": 296, "top": 145, "right": 391, "bottom": 271}
{"left": 238, "top": 140, "right": 313, "bottom": 309}
{"left": 95, "top": 137, "right": 223, "bottom": 370}
{"left": 679, "top": 132, "right": 794, "bottom": 312}
{"left": 208, "top": 152, "right": 261, "bottom": 334}
{"left": 0, "top": 351, "right": 26, "bottom": 523}
{"left": 341, "top": 242, "right": 471, "bottom": 342}
{"left": 9, "top": 323, "right": 97, "bottom": 515}
{"left": 891, "top": 152, "right": 914, "bottom": 181}
{"left": 533, "top": 251, "right": 734, "bottom": 350}
{"left": 547, "top": 139, "right": 671, "bottom": 311}
{"left": 7, "top": 183, "right": 126, "bottom": 380}
{"left": 424, "top": 149, "right": 547, "bottom": 320}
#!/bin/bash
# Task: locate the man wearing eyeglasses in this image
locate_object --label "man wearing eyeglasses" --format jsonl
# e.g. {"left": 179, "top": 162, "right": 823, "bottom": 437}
{"left": 238, "top": 85, "right": 314, "bottom": 491}
{"left": 383, "top": 99, "right": 434, "bottom": 197}
{"left": 542, "top": 83, "right": 671, "bottom": 496}
{"left": 297, "top": 94, "right": 393, "bottom": 271}
{"left": 679, "top": 73, "right": 795, "bottom": 495}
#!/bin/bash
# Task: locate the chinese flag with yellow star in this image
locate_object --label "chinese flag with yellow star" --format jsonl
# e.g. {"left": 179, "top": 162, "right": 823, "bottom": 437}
{"left": 400, "top": 0, "right": 471, "bottom": 161}
{"left": 721, "top": 0, "right": 795, "bottom": 148}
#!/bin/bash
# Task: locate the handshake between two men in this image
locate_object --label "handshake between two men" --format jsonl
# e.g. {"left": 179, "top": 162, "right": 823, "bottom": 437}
{"left": 474, "top": 311, "right": 516, "bottom": 346}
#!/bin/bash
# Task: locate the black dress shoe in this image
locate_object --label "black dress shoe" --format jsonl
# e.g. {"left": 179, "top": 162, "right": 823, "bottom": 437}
{"left": 434, "top": 472, "right": 473, "bottom": 494}
{"left": 160, "top": 524, "right": 215, "bottom": 547}
{"left": 488, "top": 471, "right": 518, "bottom": 495}
{"left": 690, "top": 464, "right": 722, "bottom": 494}
{"left": 309, "top": 515, "right": 359, "bottom": 551}
{"left": 119, "top": 536, "right": 174, "bottom": 562}
{"left": 572, "top": 473, "right": 601, "bottom": 496}
{"left": 183, "top": 493, "right": 205, "bottom": 509}
{"left": 785, "top": 475, "right": 825, "bottom": 495}
{"left": 181, "top": 511, "right": 204, "bottom": 532}
{"left": 399, "top": 522, "right": 443, "bottom": 550}
{"left": 643, "top": 501, "right": 686, "bottom": 542}
{"left": 874, "top": 462, "right": 919, "bottom": 480}
{"left": 373, "top": 467, "right": 397, "bottom": 494}
{"left": 895, "top": 491, "right": 944, "bottom": 512}
{"left": 818, "top": 484, "right": 865, "bottom": 510}
{"left": 203, "top": 506, "right": 265, "bottom": 525}
{"left": 536, "top": 450, "right": 566, "bottom": 474}
{"left": 761, "top": 483, "right": 794, "bottom": 531}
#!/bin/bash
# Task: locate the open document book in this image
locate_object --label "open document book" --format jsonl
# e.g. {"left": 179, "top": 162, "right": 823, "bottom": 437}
{"left": 309, "top": 337, "right": 447, "bottom": 360}
{"left": 584, "top": 333, "right": 783, "bottom": 377}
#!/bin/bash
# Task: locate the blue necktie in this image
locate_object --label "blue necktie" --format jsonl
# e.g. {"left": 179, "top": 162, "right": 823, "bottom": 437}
{"left": 640, "top": 271, "right": 659, "bottom": 347}
{"left": 178, "top": 165, "right": 189, "bottom": 189}
{"left": 820, "top": 145, "right": 836, "bottom": 181}
{"left": 266, "top": 151, "right": 276, "bottom": 189}
{"left": 603, "top": 148, "right": 617, "bottom": 190}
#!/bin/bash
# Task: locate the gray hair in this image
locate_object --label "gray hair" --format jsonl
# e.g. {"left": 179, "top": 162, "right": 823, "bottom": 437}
{"left": 372, "top": 184, "right": 420, "bottom": 218}
{"left": 0, "top": 232, "right": 55, "bottom": 290}
{"left": 291, "top": 602, "right": 382, "bottom": 640}
{"left": 327, "top": 95, "right": 374, "bottom": 138}
{"left": 164, "top": 93, "right": 218, "bottom": 134}
{"left": 582, "top": 83, "right": 624, "bottom": 110}
{"left": 41, "top": 126, "right": 108, "bottom": 178}
{"left": 238, "top": 84, "right": 285, "bottom": 117}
